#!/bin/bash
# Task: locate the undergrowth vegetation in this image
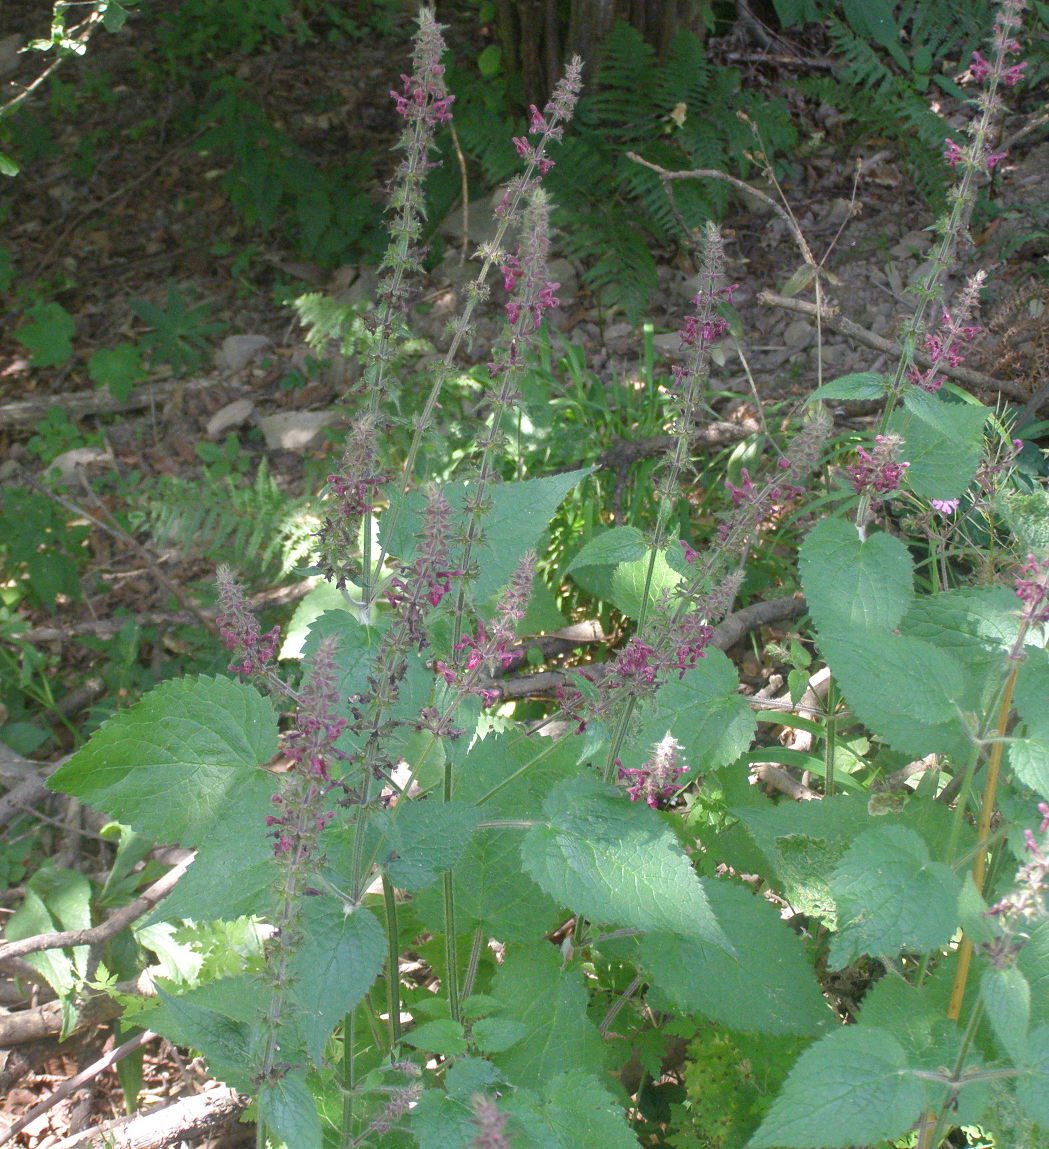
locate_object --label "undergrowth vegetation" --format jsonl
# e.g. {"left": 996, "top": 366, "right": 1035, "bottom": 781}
{"left": 2, "top": 2, "right": 1049, "bottom": 1149}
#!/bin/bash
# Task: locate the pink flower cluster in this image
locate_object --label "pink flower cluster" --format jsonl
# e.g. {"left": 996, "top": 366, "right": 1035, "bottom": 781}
{"left": 618, "top": 734, "right": 688, "bottom": 808}
{"left": 216, "top": 565, "right": 281, "bottom": 679}
{"left": 847, "top": 435, "right": 910, "bottom": 497}
{"left": 389, "top": 64, "right": 454, "bottom": 127}
{"left": 1015, "top": 554, "right": 1049, "bottom": 624}
{"left": 907, "top": 298, "right": 982, "bottom": 393}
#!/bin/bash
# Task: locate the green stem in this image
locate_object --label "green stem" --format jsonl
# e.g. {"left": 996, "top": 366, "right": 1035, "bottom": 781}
{"left": 382, "top": 879, "right": 402, "bottom": 1046}
{"left": 341, "top": 1009, "right": 356, "bottom": 1140}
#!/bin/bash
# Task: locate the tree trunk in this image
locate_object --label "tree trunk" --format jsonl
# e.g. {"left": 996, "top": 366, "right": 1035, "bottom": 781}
{"left": 492, "top": 0, "right": 711, "bottom": 108}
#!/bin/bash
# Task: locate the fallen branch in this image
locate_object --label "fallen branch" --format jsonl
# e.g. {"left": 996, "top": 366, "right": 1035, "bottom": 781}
{"left": 758, "top": 290, "right": 1026, "bottom": 402}
{"left": 0, "top": 374, "right": 219, "bottom": 427}
{"left": 0, "top": 854, "right": 193, "bottom": 963}
{"left": 28, "top": 1086, "right": 247, "bottom": 1149}
{"left": 0, "top": 1030, "right": 157, "bottom": 1148}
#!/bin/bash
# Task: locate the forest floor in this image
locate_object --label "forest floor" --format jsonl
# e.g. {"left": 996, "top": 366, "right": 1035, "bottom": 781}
{"left": 1, "top": 3, "right": 1047, "bottom": 1146}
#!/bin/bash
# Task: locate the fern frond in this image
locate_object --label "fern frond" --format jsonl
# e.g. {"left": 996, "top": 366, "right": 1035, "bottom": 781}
{"left": 134, "top": 460, "right": 320, "bottom": 583}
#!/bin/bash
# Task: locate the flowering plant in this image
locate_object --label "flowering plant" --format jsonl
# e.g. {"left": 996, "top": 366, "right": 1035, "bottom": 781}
{"left": 19, "top": 4, "right": 1049, "bottom": 1148}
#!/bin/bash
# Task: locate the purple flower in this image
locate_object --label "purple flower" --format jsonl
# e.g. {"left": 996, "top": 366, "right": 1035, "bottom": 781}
{"left": 931, "top": 499, "right": 960, "bottom": 515}
{"left": 1016, "top": 554, "right": 1049, "bottom": 624}
{"left": 847, "top": 434, "right": 909, "bottom": 497}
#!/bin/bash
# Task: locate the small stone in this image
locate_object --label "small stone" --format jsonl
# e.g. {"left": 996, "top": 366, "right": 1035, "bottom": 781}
{"left": 49, "top": 447, "right": 115, "bottom": 481}
{"left": 783, "top": 319, "right": 814, "bottom": 350}
{"left": 259, "top": 410, "right": 340, "bottom": 451}
{"left": 206, "top": 398, "right": 255, "bottom": 437}
{"left": 217, "top": 334, "right": 272, "bottom": 372}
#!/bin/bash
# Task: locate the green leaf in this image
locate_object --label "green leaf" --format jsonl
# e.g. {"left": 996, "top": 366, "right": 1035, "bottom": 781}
{"left": 747, "top": 1026, "right": 924, "bottom": 1147}
{"left": 570, "top": 545, "right": 683, "bottom": 619}
{"left": 259, "top": 1070, "right": 322, "bottom": 1149}
{"left": 87, "top": 343, "right": 146, "bottom": 400}
{"left": 828, "top": 825, "right": 961, "bottom": 968}
{"left": 800, "top": 518, "right": 913, "bottom": 635}
{"left": 477, "top": 42, "right": 502, "bottom": 76}
{"left": 48, "top": 675, "right": 278, "bottom": 842}
{"left": 982, "top": 966, "right": 1031, "bottom": 1064}
{"left": 997, "top": 488, "right": 1049, "bottom": 555}
{"left": 1018, "top": 1025, "right": 1049, "bottom": 1126}
{"left": 506, "top": 1069, "right": 638, "bottom": 1149}
{"left": 15, "top": 302, "right": 76, "bottom": 367}
{"left": 809, "top": 372, "right": 887, "bottom": 402}
{"left": 642, "top": 879, "right": 829, "bottom": 1035}
{"left": 565, "top": 527, "right": 646, "bottom": 572}
{"left": 891, "top": 389, "right": 990, "bottom": 500}
{"left": 1009, "top": 653, "right": 1049, "bottom": 799}
{"left": 376, "top": 800, "right": 484, "bottom": 891}
{"left": 48, "top": 675, "right": 280, "bottom": 921}
{"left": 147, "top": 982, "right": 256, "bottom": 1092}
{"left": 404, "top": 1019, "right": 468, "bottom": 1057}
{"left": 634, "top": 649, "right": 754, "bottom": 773}
{"left": 902, "top": 587, "right": 1019, "bottom": 713}
{"left": 818, "top": 630, "right": 967, "bottom": 757}
{"left": 0, "top": 151, "right": 20, "bottom": 177}
{"left": 383, "top": 469, "right": 591, "bottom": 605}
{"left": 488, "top": 946, "right": 605, "bottom": 1086}
{"left": 522, "top": 774, "right": 729, "bottom": 950}
{"left": 1018, "top": 921, "right": 1049, "bottom": 1028}
{"left": 289, "top": 903, "right": 385, "bottom": 1063}
{"left": 473, "top": 1016, "right": 529, "bottom": 1053}
{"left": 411, "top": 1088, "right": 478, "bottom": 1149}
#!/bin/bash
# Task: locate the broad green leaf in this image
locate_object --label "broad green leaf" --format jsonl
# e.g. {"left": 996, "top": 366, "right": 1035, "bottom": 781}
{"left": 49, "top": 675, "right": 280, "bottom": 921}
{"left": 383, "top": 469, "right": 590, "bottom": 604}
{"left": 259, "top": 1070, "right": 322, "bottom": 1149}
{"left": 145, "top": 982, "right": 257, "bottom": 1092}
{"left": 642, "top": 879, "right": 829, "bottom": 1035}
{"left": 411, "top": 1089, "right": 479, "bottom": 1149}
{"left": 819, "top": 630, "right": 968, "bottom": 757}
{"left": 902, "top": 587, "right": 1019, "bottom": 713}
{"left": 1018, "top": 921, "right": 1049, "bottom": 1028}
{"left": 404, "top": 1019, "right": 468, "bottom": 1057}
{"left": 506, "top": 1069, "right": 638, "bottom": 1149}
{"left": 48, "top": 675, "right": 278, "bottom": 844}
{"left": 488, "top": 945, "right": 605, "bottom": 1086}
{"left": 15, "top": 301, "right": 76, "bottom": 367}
{"left": 747, "top": 1026, "right": 924, "bottom": 1147}
{"left": 473, "top": 1016, "right": 529, "bottom": 1053}
{"left": 289, "top": 902, "right": 385, "bottom": 1063}
{"left": 891, "top": 388, "right": 990, "bottom": 499}
{"left": 607, "top": 550, "right": 682, "bottom": 619}
{"left": 565, "top": 526, "right": 646, "bottom": 572}
{"left": 1009, "top": 654, "right": 1049, "bottom": 799}
{"left": 857, "top": 977, "right": 944, "bottom": 1064}
{"left": 809, "top": 372, "right": 887, "bottom": 402}
{"left": 445, "top": 1056, "right": 503, "bottom": 1099}
{"left": 828, "top": 825, "right": 961, "bottom": 968}
{"left": 154, "top": 823, "right": 275, "bottom": 922}
{"left": 635, "top": 649, "right": 754, "bottom": 773}
{"left": 87, "top": 343, "right": 145, "bottom": 400}
{"left": 800, "top": 518, "right": 914, "bottom": 634}
{"left": 1018, "top": 1025, "right": 1049, "bottom": 1126}
{"left": 997, "top": 488, "right": 1049, "bottom": 555}
{"left": 415, "top": 828, "right": 561, "bottom": 942}
{"left": 982, "top": 966, "right": 1031, "bottom": 1064}
{"left": 376, "top": 800, "right": 483, "bottom": 891}
{"left": 522, "top": 774, "right": 729, "bottom": 950}
{"left": 299, "top": 608, "right": 380, "bottom": 699}
{"left": 0, "top": 151, "right": 19, "bottom": 177}
{"left": 280, "top": 583, "right": 368, "bottom": 660}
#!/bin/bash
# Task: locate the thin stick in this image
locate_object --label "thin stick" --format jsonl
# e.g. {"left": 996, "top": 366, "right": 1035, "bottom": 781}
{"left": 0, "top": 854, "right": 192, "bottom": 962}
{"left": 0, "top": 1030, "right": 157, "bottom": 1147}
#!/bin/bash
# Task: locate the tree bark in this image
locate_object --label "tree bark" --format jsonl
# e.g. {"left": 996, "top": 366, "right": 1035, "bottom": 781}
{"left": 492, "top": 0, "right": 710, "bottom": 107}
